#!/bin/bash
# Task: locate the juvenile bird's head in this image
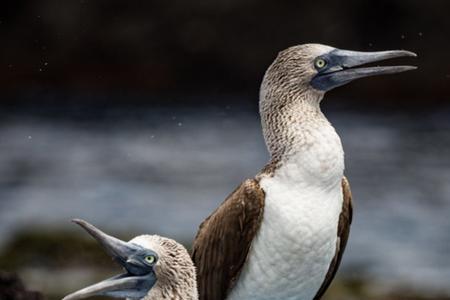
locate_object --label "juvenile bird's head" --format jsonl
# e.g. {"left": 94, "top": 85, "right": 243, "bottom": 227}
{"left": 62, "top": 219, "right": 197, "bottom": 300}
{"left": 260, "top": 43, "right": 417, "bottom": 104}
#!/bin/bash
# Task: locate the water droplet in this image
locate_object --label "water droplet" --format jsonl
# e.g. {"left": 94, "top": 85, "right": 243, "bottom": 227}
{"left": 177, "top": 122, "right": 183, "bottom": 127}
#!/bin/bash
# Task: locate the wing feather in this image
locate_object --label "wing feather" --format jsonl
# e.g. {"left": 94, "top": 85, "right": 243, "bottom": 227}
{"left": 192, "top": 179, "right": 265, "bottom": 300}
{"left": 313, "top": 176, "right": 353, "bottom": 300}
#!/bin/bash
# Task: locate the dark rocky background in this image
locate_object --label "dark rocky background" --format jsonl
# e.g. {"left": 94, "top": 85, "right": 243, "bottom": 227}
{"left": 1, "top": 0, "right": 449, "bottom": 110}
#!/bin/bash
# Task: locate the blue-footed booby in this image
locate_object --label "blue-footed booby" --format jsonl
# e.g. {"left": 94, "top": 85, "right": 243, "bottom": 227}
{"left": 192, "top": 44, "right": 416, "bottom": 300}
{"left": 62, "top": 219, "right": 198, "bottom": 300}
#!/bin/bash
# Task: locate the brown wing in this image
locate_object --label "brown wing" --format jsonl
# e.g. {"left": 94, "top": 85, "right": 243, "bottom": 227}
{"left": 192, "top": 179, "right": 265, "bottom": 300}
{"left": 313, "top": 176, "right": 353, "bottom": 300}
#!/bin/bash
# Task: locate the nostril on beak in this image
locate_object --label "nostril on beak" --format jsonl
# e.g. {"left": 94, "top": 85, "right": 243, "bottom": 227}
{"left": 126, "top": 258, "right": 141, "bottom": 266}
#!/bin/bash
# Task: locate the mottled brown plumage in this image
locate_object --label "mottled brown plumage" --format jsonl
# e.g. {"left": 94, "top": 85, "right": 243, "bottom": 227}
{"left": 142, "top": 235, "right": 198, "bottom": 300}
{"left": 192, "top": 179, "right": 265, "bottom": 300}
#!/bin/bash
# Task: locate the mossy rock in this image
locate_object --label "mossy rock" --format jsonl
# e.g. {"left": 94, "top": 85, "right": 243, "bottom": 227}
{"left": 0, "top": 229, "right": 130, "bottom": 270}
{"left": 0, "top": 271, "right": 43, "bottom": 300}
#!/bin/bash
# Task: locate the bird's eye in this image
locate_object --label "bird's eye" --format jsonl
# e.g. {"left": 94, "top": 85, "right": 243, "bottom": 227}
{"left": 314, "top": 58, "right": 327, "bottom": 69}
{"left": 144, "top": 255, "right": 156, "bottom": 264}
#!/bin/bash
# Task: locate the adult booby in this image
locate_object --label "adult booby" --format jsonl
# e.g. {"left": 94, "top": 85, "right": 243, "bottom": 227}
{"left": 192, "top": 44, "right": 416, "bottom": 300}
{"left": 63, "top": 219, "right": 198, "bottom": 300}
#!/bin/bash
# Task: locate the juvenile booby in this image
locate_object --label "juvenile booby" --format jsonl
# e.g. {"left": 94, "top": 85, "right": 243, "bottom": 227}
{"left": 63, "top": 219, "right": 198, "bottom": 300}
{"left": 192, "top": 44, "right": 416, "bottom": 300}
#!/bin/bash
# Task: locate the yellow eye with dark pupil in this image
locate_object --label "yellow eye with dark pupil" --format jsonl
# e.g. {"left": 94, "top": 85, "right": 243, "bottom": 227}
{"left": 315, "top": 58, "right": 327, "bottom": 69}
{"left": 145, "top": 255, "right": 156, "bottom": 264}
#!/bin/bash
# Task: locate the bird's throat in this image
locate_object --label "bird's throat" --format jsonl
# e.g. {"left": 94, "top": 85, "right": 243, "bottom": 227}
{"left": 260, "top": 89, "right": 324, "bottom": 159}
{"left": 259, "top": 92, "right": 344, "bottom": 186}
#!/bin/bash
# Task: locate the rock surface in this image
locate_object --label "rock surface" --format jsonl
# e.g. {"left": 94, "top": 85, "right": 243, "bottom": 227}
{"left": 0, "top": 271, "right": 43, "bottom": 300}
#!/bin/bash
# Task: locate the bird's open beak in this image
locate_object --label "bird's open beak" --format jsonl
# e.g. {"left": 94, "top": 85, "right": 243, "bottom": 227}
{"left": 311, "top": 48, "right": 417, "bottom": 91}
{"left": 62, "top": 219, "right": 156, "bottom": 300}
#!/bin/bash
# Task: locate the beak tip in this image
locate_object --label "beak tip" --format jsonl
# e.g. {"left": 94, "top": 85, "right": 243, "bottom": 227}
{"left": 71, "top": 219, "right": 98, "bottom": 236}
{"left": 402, "top": 50, "right": 417, "bottom": 58}
{"left": 71, "top": 218, "right": 88, "bottom": 227}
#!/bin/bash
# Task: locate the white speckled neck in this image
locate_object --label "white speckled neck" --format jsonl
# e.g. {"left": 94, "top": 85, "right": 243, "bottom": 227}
{"left": 259, "top": 84, "right": 344, "bottom": 188}
{"left": 259, "top": 72, "right": 325, "bottom": 155}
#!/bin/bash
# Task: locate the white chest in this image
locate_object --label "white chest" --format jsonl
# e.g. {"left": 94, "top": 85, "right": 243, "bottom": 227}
{"left": 227, "top": 157, "right": 344, "bottom": 300}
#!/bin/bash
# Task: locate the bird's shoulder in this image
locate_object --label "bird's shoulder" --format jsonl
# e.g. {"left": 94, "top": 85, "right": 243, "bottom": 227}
{"left": 192, "top": 178, "right": 265, "bottom": 300}
{"left": 194, "top": 179, "right": 265, "bottom": 235}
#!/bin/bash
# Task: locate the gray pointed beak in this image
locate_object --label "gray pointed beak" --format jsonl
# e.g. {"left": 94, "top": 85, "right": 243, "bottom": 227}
{"left": 62, "top": 219, "right": 157, "bottom": 300}
{"left": 62, "top": 273, "right": 156, "bottom": 300}
{"left": 71, "top": 219, "right": 146, "bottom": 275}
{"left": 311, "top": 48, "right": 417, "bottom": 91}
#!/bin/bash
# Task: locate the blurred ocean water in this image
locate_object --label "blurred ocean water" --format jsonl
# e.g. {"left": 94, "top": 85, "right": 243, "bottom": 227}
{"left": 0, "top": 103, "right": 449, "bottom": 293}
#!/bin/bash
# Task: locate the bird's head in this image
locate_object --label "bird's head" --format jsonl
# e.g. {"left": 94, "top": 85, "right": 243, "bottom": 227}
{"left": 62, "top": 219, "right": 196, "bottom": 300}
{"left": 261, "top": 43, "right": 417, "bottom": 102}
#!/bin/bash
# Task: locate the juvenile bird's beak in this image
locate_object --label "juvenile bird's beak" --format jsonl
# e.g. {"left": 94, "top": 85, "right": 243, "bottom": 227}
{"left": 311, "top": 48, "right": 417, "bottom": 91}
{"left": 62, "top": 219, "right": 156, "bottom": 300}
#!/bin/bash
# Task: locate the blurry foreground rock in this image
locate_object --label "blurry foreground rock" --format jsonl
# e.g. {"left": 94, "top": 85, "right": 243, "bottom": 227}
{"left": 0, "top": 271, "right": 43, "bottom": 300}
{"left": 1, "top": 230, "right": 450, "bottom": 300}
